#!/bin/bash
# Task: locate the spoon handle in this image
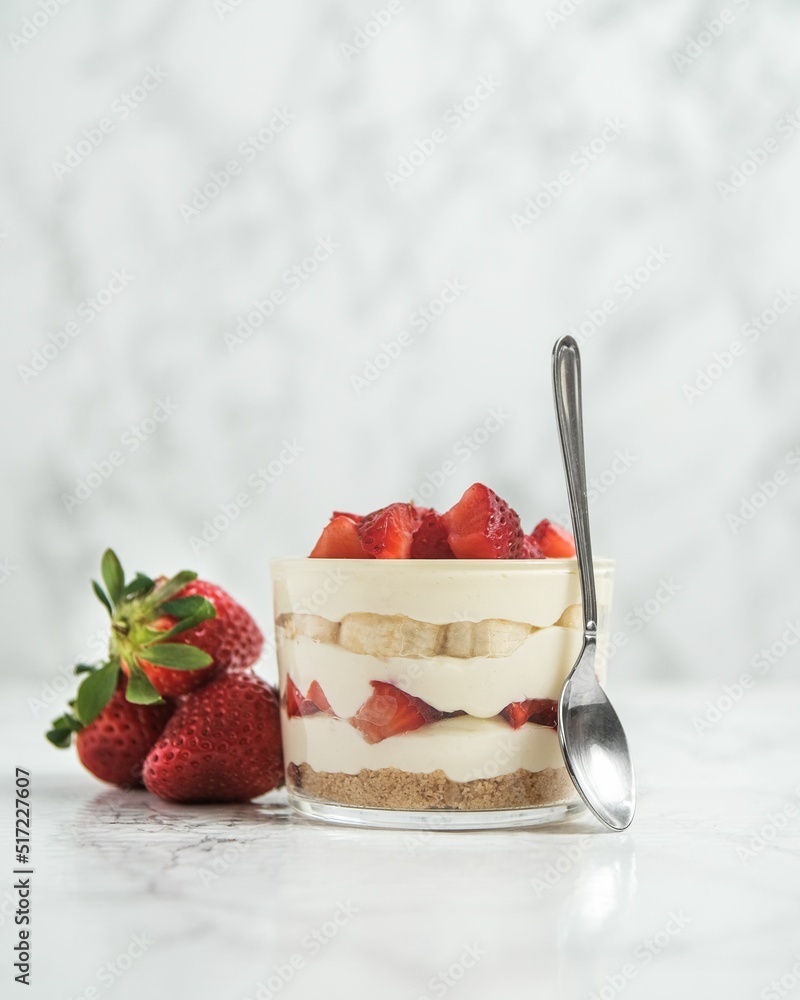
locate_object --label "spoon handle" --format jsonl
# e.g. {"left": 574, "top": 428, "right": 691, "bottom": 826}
{"left": 552, "top": 336, "right": 597, "bottom": 635}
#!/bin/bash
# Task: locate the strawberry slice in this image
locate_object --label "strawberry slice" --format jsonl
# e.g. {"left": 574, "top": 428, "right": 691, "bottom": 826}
{"left": 530, "top": 519, "right": 576, "bottom": 558}
{"left": 285, "top": 677, "right": 332, "bottom": 717}
{"left": 358, "top": 503, "right": 416, "bottom": 559}
{"left": 501, "top": 698, "right": 558, "bottom": 730}
{"left": 440, "top": 483, "right": 524, "bottom": 559}
{"left": 306, "top": 680, "right": 331, "bottom": 713}
{"left": 410, "top": 507, "right": 455, "bottom": 559}
{"left": 350, "top": 681, "right": 442, "bottom": 743}
{"left": 520, "top": 535, "right": 545, "bottom": 559}
{"left": 310, "top": 514, "right": 366, "bottom": 558}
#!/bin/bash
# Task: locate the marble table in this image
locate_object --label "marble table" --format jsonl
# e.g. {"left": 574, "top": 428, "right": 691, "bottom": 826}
{"left": 3, "top": 680, "right": 799, "bottom": 1000}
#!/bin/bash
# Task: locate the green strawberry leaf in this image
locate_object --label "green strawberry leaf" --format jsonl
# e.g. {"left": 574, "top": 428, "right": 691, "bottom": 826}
{"left": 160, "top": 595, "right": 210, "bottom": 618}
{"left": 46, "top": 727, "right": 74, "bottom": 748}
{"left": 155, "top": 597, "right": 216, "bottom": 641}
{"left": 76, "top": 659, "right": 120, "bottom": 725}
{"left": 124, "top": 663, "right": 164, "bottom": 705}
{"left": 74, "top": 662, "right": 97, "bottom": 675}
{"left": 123, "top": 573, "right": 155, "bottom": 600}
{"left": 92, "top": 580, "right": 113, "bottom": 616}
{"left": 137, "top": 643, "right": 212, "bottom": 670}
{"left": 101, "top": 549, "right": 125, "bottom": 606}
{"left": 150, "top": 570, "right": 197, "bottom": 605}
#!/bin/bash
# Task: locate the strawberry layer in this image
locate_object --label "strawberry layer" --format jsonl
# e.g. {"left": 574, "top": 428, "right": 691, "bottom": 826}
{"left": 281, "top": 714, "right": 566, "bottom": 782}
{"left": 279, "top": 626, "right": 603, "bottom": 719}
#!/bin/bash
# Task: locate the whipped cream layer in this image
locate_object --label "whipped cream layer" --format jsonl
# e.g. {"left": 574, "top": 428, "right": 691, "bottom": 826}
{"left": 279, "top": 629, "right": 587, "bottom": 718}
{"left": 282, "top": 714, "right": 566, "bottom": 782}
{"left": 272, "top": 558, "right": 614, "bottom": 627}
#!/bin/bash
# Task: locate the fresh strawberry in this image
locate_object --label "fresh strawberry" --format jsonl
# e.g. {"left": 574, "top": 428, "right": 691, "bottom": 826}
{"left": 410, "top": 507, "right": 455, "bottom": 559}
{"left": 358, "top": 503, "right": 416, "bottom": 558}
{"left": 285, "top": 677, "right": 331, "bottom": 717}
{"left": 83, "top": 549, "right": 263, "bottom": 702}
{"left": 530, "top": 519, "right": 576, "bottom": 558}
{"left": 310, "top": 514, "right": 366, "bottom": 558}
{"left": 143, "top": 671, "right": 284, "bottom": 803}
{"left": 46, "top": 678, "right": 174, "bottom": 788}
{"left": 440, "top": 483, "right": 524, "bottom": 559}
{"left": 350, "top": 681, "right": 441, "bottom": 743}
{"left": 520, "top": 535, "right": 545, "bottom": 559}
{"left": 501, "top": 698, "right": 558, "bottom": 730}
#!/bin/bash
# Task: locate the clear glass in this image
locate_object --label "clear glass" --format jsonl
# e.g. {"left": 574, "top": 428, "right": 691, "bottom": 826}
{"left": 272, "top": 558, "right": 614, "bottom": 830}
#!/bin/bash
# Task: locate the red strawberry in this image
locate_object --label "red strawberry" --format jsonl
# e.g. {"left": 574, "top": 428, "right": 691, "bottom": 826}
{"left": 143, "top": 671, "right": 284, "bottom": 803}
{"left": 118, "top": 578, "right": 263, "bottom": 697}
{"left": 358, "top": 503, "right": 416, "bottom": 558}
{"left": 310, "top": 513, "right": 366, "bottom": 558}
{"left": 285, "top": 677, "right": 331, "bottom": 717}
{"left": 501, "top": 698, "right": 558, "bottom": 730}
{"left": 350, "top": 681, "right": 442, "bottom": 743}
{"left": 530, "top": 519, "right": 576, "bottom": 558}
{"left": 440, "top": 484, "right": 524, "bottom": 559}
{"left": 410, "top": 507, "right": 455, "bottom": 559}
{"left": 74, "top": 681, "right": 174, "bottom": 787}
{"left": 520, "top": 535, "right": 545, "bottom": 559}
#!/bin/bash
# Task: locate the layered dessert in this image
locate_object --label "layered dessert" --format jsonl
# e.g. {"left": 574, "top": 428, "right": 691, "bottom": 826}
{"left": 272, "top": 484, "right": 613, "bottom": 816}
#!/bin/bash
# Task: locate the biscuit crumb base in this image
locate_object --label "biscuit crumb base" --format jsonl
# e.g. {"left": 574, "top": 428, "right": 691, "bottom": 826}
{"left": 286, "top": 762, "right": 577, "bottom": 811}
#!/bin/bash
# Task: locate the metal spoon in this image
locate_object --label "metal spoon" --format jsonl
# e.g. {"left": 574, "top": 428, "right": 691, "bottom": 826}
{"left": 552, "top": 335, "right": 636, "bottom": 831}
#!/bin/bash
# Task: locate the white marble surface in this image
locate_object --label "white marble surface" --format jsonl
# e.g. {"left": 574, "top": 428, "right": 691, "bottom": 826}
{"left": 2, "top": 680, "right": 799, "bottom": 1000}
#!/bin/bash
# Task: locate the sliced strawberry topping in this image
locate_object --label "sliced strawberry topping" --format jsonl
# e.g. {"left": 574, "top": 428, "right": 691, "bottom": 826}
{"left": 285, "top": 676, "right": 304, "bottom": 717}
{"left": 358, "top": 503, "right": 416, "bottom": 559}
{"left": 440, "top": 483, "right": 524, "bottom": 559}
{"left": 350, "top": 681, "right": 442, "bottom": 743}
{"left": 501, "top": 698, "right": 558, "bottom": 730}
{"left": 520, "top": 535, "right": 545, "bottom": 559}
{"left": 310, "top": 514, "right": 366, "bottom": 558}
{"left": 410, "top": 507, "right": 455, "bottom": 559}
{"left": 530, "top": 519, "right": 576, "bottom": 558}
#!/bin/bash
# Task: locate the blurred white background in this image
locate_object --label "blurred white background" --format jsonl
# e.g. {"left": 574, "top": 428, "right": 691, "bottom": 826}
{"left": 2, "top": 0, "right": 799, "bottom": 700}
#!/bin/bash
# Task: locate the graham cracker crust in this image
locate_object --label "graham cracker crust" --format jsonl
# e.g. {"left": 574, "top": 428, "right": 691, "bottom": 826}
{"left": 286, "top": 762, "right": 577, "bottom": 811}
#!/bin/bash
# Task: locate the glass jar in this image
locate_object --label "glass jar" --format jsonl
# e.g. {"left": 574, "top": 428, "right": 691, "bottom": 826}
{"left": 272, "top": 558, "right": 614, "bottom": 830}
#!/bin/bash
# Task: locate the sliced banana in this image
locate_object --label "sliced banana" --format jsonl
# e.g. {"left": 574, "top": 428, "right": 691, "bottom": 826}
{"left": 555, "top": 604, "right": 583, "bottom": 630}
{"left": 339, "top": 613, "right": 442, "bottom": 658}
